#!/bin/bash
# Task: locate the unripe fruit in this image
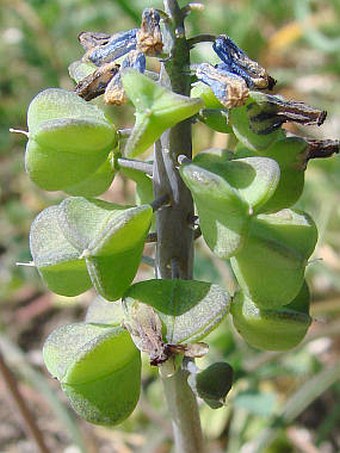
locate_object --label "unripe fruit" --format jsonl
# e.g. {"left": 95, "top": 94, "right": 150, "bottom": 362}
{"left": 229, "top": 93, "right": 285, "bottom": 152}
{"left": 191, "top": 362, "right": 234, "bottom": 409}
{"left": 255, "top": 136, "right": 308, "bottom": 212}
{"left": 191, "top": 82, "right": 232, "bottom": 133}
{"left": 179, "top": 151, "right": 280, "bottom": 258}
{"left": 191, "top": 82, "right": 226, "bottom": 110}
{"left": 30, "top": 198, "right": 153, "bottom": 300}
{"left": 230, "top": 209, "right": 318, "bottom": 308}
{"left": 26, "top": 88, "right": 117, "bottom": 193}
{"left": 231, "top": 283, "right": 312, "bottom": 350}
{"left": 180, "top": 161, "right": 249, "bottom": 258}
{"left": 43, "top": 323, "right": 141, "bottom": 425}
{"left": 64, "top": 155, "right": 115, "bottom": 197}
{"left": 192, "top": 150, "right": 280, "bottom": 213}
{"left": 122, "top": 70, "right": 203, "bottom": 157}
{"left": 29, "top": 205, "right": 92, "bottom": 296}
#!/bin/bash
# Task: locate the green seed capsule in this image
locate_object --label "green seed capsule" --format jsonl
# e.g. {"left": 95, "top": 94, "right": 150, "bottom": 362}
{"left": 180, "top": 161, "right": 249, "bottom": 258}
{"left": 194, "top": 362, "right": 233, "bottom": 409}
{"left": 30, "top": 198, "right": 153, "bottom": 300}
{"left": 230, "top": 209, "right": 318, "bottom": 308}
{"left": 26, "top": 88, "right": 117, "bottom": 192}
{"left": 231, "top": 283, "right": 312, "bottom": 351}
{"left": 122, "top": 70, "right": 203, "bottom": 157}
{"left": 43, "top": 323, "right": 141, "bottom": 425}
{"left": 256, "top": 136, "right": 308, "bottom": 212}
{"left": 179, "top": 151, "right": 280, "bottom": 258}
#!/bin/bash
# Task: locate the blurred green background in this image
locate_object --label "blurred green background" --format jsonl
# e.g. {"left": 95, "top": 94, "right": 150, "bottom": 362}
{"left": 1, "top": 0, "right": 340, "bottom": 452}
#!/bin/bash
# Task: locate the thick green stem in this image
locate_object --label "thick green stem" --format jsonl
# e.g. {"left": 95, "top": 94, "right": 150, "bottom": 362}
{"left": 162, "top": 366, "right": 204, "bottom": 453}
{"left": 153, "top": 0, "right": 204, "bottom": 451}
{"left": 153, "top": 0, "right": 194, "bottom": 280}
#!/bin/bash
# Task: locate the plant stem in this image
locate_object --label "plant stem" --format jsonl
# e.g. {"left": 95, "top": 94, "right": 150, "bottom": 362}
{"left": 153, "top": 0, "right": 194, "bottom": 280}
{"left": 162, "top": 366, "right": 204, "bottom": 453}
{"left": 153, "top": 1, "right": 204, "bottom": 451}
{"left": 117, "top": 157, "right": 153, "bottom": 175}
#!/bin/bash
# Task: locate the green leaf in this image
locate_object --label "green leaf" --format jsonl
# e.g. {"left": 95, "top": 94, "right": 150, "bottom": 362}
{"left": 125, "top": 279, "right": 231, "bottom": 343}
{"left": 43, "top": 323, "right": 141, "bottom": 425}
{"left": 122, "top": 70, "right": 203, "bottom": 157}
{"left": 231, "top": 209, "right": 318, "bottom": 308}
{"left": 231, "top": 283, "right": 311, "bottom": 350}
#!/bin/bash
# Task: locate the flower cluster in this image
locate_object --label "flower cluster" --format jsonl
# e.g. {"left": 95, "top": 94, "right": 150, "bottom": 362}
{"left": 72, "top": 8, "right": 163, "bottom": 105}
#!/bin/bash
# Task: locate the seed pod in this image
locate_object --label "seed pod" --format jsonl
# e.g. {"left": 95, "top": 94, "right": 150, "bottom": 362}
{"left": 179, "top": 151, "right": 280, "bottom": 258}
{"left": 258, "top": 136, "right": 308, "bottom": 212}
{"left": 191, "top": 82, "right": 232, "bottom": 133}
{"left": 26, "top": 88, "right": 117, "bottom": 192}
{"left": 231, "top": 284, "right": 312, "bottom": 350}
{"left": 192, "top": 150, "right": 280, "bottom": 213}
{"left": 180, "top": 161, "right": 248, "bottom": 258}
{"left": 189, "top": 362, "right": 234, "bottom": 409}
{"left": 230, "top": 209, "right": 318, "bottom": 308}
{"left": 30, "top": 197, "right": 153, "bottom": 300}
{"left": 122, "top": 70, "right": 203, "bottom": 157}
{"left": 29, "top": 205, "right": 92, "bottom": 296}
{"left": 63, "top": 154, "right": 115, "bottom": 197}
{"left": 43, "top": 323, "right": 141, "bottom": 425}
{"left": 191, "top": 81, "right": 226, "bottom": 110}
{"left": 229, "top": 93, "right": 285, "bottom": 152}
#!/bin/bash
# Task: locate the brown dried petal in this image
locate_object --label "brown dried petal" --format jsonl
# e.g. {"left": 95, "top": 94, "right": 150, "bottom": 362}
{"left": 137, "top": 8, "right": 163, "bottom": 56}
{"left": 306, "top": 139, "right": 340, "bottom": 161}
{"left": 248, "top": 93, "right": 327, "bottom": 134}
{"left": 78, "top": 31, "right": 111, "bottom": 51}
{"left": 74, "top": 62, "right": 120, "bottom": 101}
